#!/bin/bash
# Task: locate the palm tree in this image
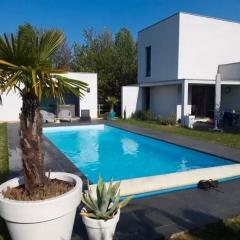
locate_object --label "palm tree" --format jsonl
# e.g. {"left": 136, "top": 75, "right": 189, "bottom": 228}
{"left": 106, "top": 96, "right": 119, "bottom": 112}
{"left": 0, "top": 24, "right": 87, "bottom": 193}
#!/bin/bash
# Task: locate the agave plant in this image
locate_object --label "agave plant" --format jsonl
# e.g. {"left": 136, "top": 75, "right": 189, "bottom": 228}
{"left": 80, "top": 177, "right": 132, "bottom": 220}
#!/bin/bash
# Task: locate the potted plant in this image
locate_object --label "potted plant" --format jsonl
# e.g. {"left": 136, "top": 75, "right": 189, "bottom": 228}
{"left": 81, "top": 177, "right": 132, "bottom": 240}
{"left": 0, "top": 24, "right": 87, "bottom": 240}
{"left": 106, "top": 96, "right": 119, "bottom": 120}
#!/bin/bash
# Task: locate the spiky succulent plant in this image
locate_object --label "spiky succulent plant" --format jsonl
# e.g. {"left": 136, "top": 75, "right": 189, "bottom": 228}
{"left": 80, "top": 177, "right": 132, "bottom": 220}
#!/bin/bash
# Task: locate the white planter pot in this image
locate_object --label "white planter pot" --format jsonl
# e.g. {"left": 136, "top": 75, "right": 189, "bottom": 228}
{"left": 82, "top": 209, "right": 120, "bottom": 240}
{"left": 0, "top": 172, "right": 82, "bottom": 240}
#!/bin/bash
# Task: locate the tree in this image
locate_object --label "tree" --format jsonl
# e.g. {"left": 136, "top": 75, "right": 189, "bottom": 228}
{"left": 71, "top": 28, "right": 137, "bottom": 114}
{"left": 114, "top": 28, "right": 137, "bottom": 86}
{"left": 52, "top": 39, "right": 72, "bottom": 70}
{"left": 0, "top": 24, "right": 87, "bottom": 192}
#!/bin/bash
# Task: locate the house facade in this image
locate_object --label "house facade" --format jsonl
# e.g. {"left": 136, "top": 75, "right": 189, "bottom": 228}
{"left": 0, "top": 72, "right": 98, "bottom": 122}
{"left": 122, "top": 12, "right": 240, "bottom": 122}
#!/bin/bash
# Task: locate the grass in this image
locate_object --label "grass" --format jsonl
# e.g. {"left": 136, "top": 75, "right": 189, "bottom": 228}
{"left": 116, "top": 119, "right": 240, "bottom": 149}
{"left": 0, "top": 123, "right": 10, "bottom": 240}
{"left": 0, "top": 123, "right": 9, "bottom": 182}
{"left": 173, "top": 215, "right": 240, "bottom": 240}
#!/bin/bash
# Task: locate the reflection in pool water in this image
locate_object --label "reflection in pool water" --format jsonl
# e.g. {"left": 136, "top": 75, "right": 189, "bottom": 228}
{"left": 121, "top": 138, "right": 139, "bottom": 155}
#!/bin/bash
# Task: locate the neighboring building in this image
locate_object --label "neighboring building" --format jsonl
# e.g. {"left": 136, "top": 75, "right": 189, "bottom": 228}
{"left": 0, "top": 72, "right": 98, "bottom": 122}
{"left": 122, "top": 12, "right": 240, "bottom": 122}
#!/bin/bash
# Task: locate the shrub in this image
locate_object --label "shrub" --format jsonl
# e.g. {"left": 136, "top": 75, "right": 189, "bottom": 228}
{"left": 131, "top": 110, "right": 154, "bottom": 121}
{"left": 131, "top": 110, "right": 143, "bottom": 120}
{"left": 156, "top": 114, "right": 176, "bottom": 126}
{"left": 142, "top": 110, "right": 153, "bottom": 121}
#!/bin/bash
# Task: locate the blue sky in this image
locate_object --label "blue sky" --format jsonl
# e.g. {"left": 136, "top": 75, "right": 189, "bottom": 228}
{"left": 1, "top": 0, "right": 240, "bottom": 44}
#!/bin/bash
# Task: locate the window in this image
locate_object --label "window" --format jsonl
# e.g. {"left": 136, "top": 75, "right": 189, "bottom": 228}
{"left": 146, "top": 46, "right": 151, "bottom": 77}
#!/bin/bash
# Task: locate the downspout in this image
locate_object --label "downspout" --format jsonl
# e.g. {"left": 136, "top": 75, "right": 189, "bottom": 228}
{"left": 211, "top": 72, "right": 222, "bottom": 132}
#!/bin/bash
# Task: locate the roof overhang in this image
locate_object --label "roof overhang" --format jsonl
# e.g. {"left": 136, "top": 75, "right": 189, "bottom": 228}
{"left": 187, "top": 79, "right": 240, "bottom": 85}
{"left": 139, "top": 79, "right": 181, "bottom": 87}
{"left": 138, "top": 79, "right": 240, "bottom": 87}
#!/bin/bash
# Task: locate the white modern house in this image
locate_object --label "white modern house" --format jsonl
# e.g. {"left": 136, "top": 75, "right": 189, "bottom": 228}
{"left": 122, "top": 12, "right": 240, "bottom": 123}
{"left": 0, "top": 72, "right": 98, "bottom": 122}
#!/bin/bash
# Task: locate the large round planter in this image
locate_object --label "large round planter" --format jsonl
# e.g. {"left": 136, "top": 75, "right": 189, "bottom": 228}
{"left": 0, "top": 172, "right": 82, "bottom": 240}
{"left": 82, "top": 209, "right": 120, "bottom": 240}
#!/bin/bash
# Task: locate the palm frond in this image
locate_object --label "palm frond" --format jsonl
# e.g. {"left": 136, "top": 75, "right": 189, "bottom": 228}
{"left": 0, "top": 25, "right": 87, "bottom": 102}
{"left": 39, "top": 30, "right": 65, "bottom": 62}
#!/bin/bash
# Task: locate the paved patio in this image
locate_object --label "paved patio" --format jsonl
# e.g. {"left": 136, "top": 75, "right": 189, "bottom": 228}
{"left": 7, "top": 121, "right": 240, "bottom": 239}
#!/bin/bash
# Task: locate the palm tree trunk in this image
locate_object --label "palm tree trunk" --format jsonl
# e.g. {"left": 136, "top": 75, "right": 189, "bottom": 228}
{"left": 19, "top": 92, "right": 46, "bottom": 192}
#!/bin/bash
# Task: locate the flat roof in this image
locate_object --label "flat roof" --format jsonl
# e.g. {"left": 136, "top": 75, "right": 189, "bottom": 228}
{"left": 139, "top": 11, "right": 240, "bottom": 33}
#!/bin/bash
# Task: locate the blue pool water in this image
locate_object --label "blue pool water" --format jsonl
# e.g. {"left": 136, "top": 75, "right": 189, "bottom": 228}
{"left": 43, "top": 125, "right": 234, "bottom": 184}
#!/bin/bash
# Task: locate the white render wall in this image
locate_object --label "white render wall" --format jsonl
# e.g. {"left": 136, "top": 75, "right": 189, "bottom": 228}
{"left": 121, "top": 86, "right": 143, "bottom": 118}
{"left": 178, "top": 13, "right": 240, "bottom": 80}
{"left": 0, "top": 91, "right": 22, "bottom": 122}
{"left": 138, "top": 12, "right": 240, "bottom": 84}
{"left": 138, "top": 14, "right": 179, "bottom": 84}
{"left": 0, "top": 72, "right": 98, "bottom": 122}
{"left": 150, "top": 85, "right": 178, "bottom": 119}
{"left": 59, "top": 72, "right": 98, "bottom": 119}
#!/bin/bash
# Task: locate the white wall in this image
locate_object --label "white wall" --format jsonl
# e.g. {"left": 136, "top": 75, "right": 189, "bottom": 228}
{"left": 59, "top": 72, "right": 98, "bottom": 119}
{"left": 150, "top": 85, "right": 178, "bottom": 119}
{"left": 121, "top": 86, "right": 143, "bottom": 118}
{"left": 0, "top": 90, "right": 22, "bottom": 122}
{"left": 177, "top": 83, "right": 192, "bottom": 121}
{"left": 138, "top": 14, "right": 179, "bottom": 84}
{"left": 179, "top": 13, "right": 240, "bottom": 80}
{"left": 138, "top": 12, "right": 240, "bottom": 84}
{"left": 0, "top": 72, "right": 98, "bottom": 122}
{"left": 218, "top": 62, "right": 240, "bottom": 81}
{"left": 221, "top": 85, "right": 240, "bottom": 111}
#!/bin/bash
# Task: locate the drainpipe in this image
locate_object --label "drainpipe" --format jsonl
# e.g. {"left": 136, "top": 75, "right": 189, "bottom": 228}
{"left": 211, "top": 73, "right": 222, "bottom": 132}
{"left": 181, "top": 80, "right": 189, "bottom": 126}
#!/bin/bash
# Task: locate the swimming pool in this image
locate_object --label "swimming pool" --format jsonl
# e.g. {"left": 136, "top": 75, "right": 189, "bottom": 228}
{"left": 43, "top": 124, "right": 235, "bottom": 185}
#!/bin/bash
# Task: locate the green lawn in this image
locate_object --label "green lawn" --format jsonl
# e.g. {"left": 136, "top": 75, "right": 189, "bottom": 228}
{"left": 0, "top": 123, "right": 10, "bottom": 240}
{"left": 0, "top": 123, "right": 9, "bottom": 182}
{"left": 116, "top": 119, "right": 240, "bottom": 149}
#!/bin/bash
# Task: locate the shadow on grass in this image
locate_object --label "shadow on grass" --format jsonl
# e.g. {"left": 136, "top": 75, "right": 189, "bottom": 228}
{"left": 159, "top": 208, "right": 240, "bottom": 240}
{"left": 175, "top": 216, "right": 240, "bottom": 240}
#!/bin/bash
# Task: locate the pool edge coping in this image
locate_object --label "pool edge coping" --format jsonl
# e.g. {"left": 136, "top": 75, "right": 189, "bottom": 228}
{"left": 89, "top": 164, "right": 240, "bottom": 197}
